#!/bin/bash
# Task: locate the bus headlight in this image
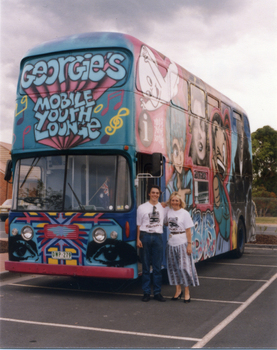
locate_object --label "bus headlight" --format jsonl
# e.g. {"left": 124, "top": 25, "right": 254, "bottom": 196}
{"left": 21, "top": 226, "right": 34, "bottom": 241}
{"left": 11, "top": 228, "right": 18, "bottom": 236}
{"left": 93, "top": 228, "right": 107, "bottom": 243}
{"left": 110, "top": 231, "right": 118, "bottom": 239}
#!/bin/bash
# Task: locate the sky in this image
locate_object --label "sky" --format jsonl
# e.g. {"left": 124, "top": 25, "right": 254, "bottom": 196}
{"left": 0, "top": 0, "right": 276, "bottom": 144}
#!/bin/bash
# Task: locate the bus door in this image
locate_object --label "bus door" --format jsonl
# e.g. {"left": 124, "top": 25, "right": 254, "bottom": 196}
{"left": 135, "top": 153, "right": 167, "bottom": 270}
{"left": 135, "top": 153, "right": 164, "bottom": 204}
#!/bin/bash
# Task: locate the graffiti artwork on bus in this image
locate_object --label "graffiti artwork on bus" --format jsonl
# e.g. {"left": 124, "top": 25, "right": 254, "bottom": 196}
{"left": 211, "top": 111, "right": 232, "bottom": 254}
{"left": 166, "top": 107, "right": 193, "bottom": 213}
{"left": 137, "top": 45, "right": 180, "bottom": 155}
{"left": 18, "top": 52, "right": 129, "bottom": 149}
{"left": 9, "top": 211, "right": 137, "bottom": 267}
{"left": 136, "top": 44, "right": 236, "bottom": 261}
{"left": 229, "top": 113, "right": 253, "bottom": 242}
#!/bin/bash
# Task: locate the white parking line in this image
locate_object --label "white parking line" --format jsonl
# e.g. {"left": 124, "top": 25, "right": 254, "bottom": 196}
{"left": 192, "top": 298, "right": 242, "bottom": 304}
{"left": 0, "top": 317, "right": 201, "bottom": 342}
{"left": 192, "top": 273, "right": 277, "bottom": 348}
{"left": 7, "top": 283, "right": 243, "bottom": 304}
{"left": 209, "top": 262, "right": 277, "bottom": 268}
{"left": 198, "top": 276, "right": 267, "bottom": 282}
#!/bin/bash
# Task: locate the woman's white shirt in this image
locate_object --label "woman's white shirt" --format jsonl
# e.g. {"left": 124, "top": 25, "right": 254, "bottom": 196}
{"left": 165, "top": 208, "right": 194, "bottom": 246}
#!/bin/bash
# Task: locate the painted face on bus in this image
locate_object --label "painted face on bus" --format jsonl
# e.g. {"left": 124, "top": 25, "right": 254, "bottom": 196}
{"left": 192, "top": 117, "right": 206, "bottom": 163}
{"left": 172, "top": 138, "right": 184, "bottom": 174}
{"left": 213, "top": 122, "right": 227, "bottom": 178}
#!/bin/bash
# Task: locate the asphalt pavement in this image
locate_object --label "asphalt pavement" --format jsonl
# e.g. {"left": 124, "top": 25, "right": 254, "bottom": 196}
{"left": 0, "top": 242, "right": 277, "bottom": 348}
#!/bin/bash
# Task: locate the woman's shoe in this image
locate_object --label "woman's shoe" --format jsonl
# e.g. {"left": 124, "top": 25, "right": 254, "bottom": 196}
{"left": 184, "top": 298, "right": 191, "bottom": 303}
{"left": 171, "top": 291, "right": 183, "bottom": 300}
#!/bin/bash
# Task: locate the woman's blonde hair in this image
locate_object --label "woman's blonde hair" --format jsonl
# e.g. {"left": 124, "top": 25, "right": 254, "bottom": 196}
{"left": 167, "top": 192, "right": 186, "bottom": 209}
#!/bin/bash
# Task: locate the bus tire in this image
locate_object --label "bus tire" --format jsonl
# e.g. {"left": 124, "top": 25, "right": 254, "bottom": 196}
{"left": 233, "top": 219, "right": 245, "bottom": 258}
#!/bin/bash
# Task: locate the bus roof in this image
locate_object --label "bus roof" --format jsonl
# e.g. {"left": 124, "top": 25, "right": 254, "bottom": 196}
{"left": 23, "top": 32, "right": 246, "bottom": 116}
{"left": 23, "top": 32, "right": 136, "bottom": 59}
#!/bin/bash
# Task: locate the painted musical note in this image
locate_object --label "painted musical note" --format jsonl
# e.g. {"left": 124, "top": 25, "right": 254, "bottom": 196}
{"left": 105, "top": 108, "right": 129, "bottom": 135}
{"left": 101, "top": 90, "right": 124, "bottom": 116}
{"left": 22, "top": 125, "right": 31, "bottom": 150}
{"left": 16, "top": 95, "right": 28, "bottom": 125}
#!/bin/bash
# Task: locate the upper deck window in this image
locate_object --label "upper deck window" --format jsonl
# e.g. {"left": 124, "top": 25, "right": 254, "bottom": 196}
{"left": 171, "top": 76, "right": 188, "bottom": 110}
{"left": 19, "top": 49, "right": 130, "bottom": 96}
{"left": 221, "top": 102, "right": 231, "bottom": 116}
{"left": 233, "top": 111, "right": 243, "bottom": 138}
{"left": 233, "top": 111, "right": 242, "bottom": 121}
{"left": 207, "top": 95, "right": 219, "bottom": 108}
{"left": 191, "top": 85, "right": 205, "bottom": 118}
{"left": 207, "top": 95, "right": 219, "bottom": 118}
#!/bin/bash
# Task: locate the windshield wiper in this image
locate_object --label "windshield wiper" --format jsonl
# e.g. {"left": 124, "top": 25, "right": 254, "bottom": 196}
{"left": 67, "top": 183, "right": 85, "bottom": 211}
{"left": 20, "top": 157, "right": 41, "bottom": 188}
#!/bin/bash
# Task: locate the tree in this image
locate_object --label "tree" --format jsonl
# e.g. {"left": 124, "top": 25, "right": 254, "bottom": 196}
{"left": 251, "top": 126, "right": 277, "bottom": 195}
{"left": 252, "top": 185, "right": 277, "bottom": 217}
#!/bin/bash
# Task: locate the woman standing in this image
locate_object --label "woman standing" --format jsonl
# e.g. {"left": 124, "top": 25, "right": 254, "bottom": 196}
{"left": 165, "top": 192, "right": 199, "bottom": 302}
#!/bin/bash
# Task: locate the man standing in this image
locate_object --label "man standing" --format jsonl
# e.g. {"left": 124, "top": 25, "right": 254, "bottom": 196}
{"left": 137, "top": 185, "right": 166, "bottom": 302}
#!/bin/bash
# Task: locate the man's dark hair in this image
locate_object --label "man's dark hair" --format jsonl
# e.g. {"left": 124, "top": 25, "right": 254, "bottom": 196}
{"left": 148, "top": 185, "right": 161, "bottom": 195}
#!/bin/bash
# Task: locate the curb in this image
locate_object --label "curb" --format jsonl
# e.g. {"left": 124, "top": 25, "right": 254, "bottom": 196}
{"left": 246, "top": 243, "right": 277, "bottom": 249}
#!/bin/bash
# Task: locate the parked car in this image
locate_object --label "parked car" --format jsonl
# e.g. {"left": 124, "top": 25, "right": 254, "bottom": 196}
{"left": 0, "top": 199, "right": 12, "bottom": 221}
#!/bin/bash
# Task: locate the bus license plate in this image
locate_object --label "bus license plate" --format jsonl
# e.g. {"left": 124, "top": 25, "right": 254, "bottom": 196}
{"left": 51, "top": 251, "right": 72, "bottom": 260}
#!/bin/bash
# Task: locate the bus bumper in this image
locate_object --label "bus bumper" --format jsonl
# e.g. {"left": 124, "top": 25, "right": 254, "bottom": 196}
{"left": 5, "top": 261, "right": 135, "bottom": 279}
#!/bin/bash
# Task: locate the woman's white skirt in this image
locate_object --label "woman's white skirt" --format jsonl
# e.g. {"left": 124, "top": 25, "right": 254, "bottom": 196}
{"left": 166, "top": 243, "right": 200, "bottom": 287}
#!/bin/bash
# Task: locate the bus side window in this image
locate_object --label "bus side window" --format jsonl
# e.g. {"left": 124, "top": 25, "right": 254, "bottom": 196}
{"left": 191, "top": 84, "right": 205, "bottom": 118}
{"left": 194, "top": 180, "right": 209, "bottom": 204}
{"left": 207, "top": 95, "right": 219, "bottom": 117}
{"left": 194, "top": 170, "right": 209, "bottom": 204}
{"left": 221, "top": 102, "right": 231, "bottom": 117}
{"left": 171, "top": 76, "right": 188, "bottom": 111}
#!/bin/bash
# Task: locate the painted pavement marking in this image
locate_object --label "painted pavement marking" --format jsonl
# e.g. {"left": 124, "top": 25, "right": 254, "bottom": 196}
{"left": 7, "top": 283, "right": 244, "bottom": 304}
{"left": 208, "top": 262, "right": 277, "bottom": 268}
{"left": 192, "top": 273, "right": 277, "bottom": 348}
{"left": 0, "top": 317, "right": 201, "bottom": 343}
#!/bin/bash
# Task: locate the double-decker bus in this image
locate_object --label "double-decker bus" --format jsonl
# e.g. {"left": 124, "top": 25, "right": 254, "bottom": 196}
{"left": 5, "top": 32, "right": 255, "bottom": 279}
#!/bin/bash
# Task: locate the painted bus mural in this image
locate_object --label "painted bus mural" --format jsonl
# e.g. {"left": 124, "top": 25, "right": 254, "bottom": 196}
{"left": 5, "top": 32, "right": 255, "bottom": 279}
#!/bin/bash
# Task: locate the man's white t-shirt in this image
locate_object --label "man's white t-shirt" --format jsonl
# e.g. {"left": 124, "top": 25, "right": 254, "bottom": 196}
{"left": 165, "top": 208, "right": 194, "bottom": 246}
{"left": 137, "top": 202, "right": 165, "bottom": 234}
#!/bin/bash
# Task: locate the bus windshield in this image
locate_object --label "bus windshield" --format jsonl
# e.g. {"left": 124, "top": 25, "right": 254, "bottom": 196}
{"left": 14, "top": 155, "right": 132, "bottom": 212}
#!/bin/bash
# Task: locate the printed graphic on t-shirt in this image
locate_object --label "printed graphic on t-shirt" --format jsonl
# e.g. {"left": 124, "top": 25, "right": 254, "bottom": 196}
{"left": 148, "top": 206, "right": 160, "bottom": 224}
{"left": 169, "top": 217, "right": 179, "bottom": 231}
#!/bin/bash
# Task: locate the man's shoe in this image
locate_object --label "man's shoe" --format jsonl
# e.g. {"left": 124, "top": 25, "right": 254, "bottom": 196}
{"left": 142, "top": 294, "right": 150, "bottom": 302}
{"left": 153, "top": 293, "right": 166, "bottom": 302}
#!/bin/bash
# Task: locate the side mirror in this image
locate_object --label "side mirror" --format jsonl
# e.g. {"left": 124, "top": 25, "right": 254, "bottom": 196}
{"left": 4, "top": 160, "right": 12, "bottom": 182}
{"left": 151, "top": 153, "right": 162, "bottom": 176}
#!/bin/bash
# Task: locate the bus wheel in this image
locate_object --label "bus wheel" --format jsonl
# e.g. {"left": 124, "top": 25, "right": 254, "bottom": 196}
{"left": 233, "top": 219, "right": 245, "bottom": 258}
